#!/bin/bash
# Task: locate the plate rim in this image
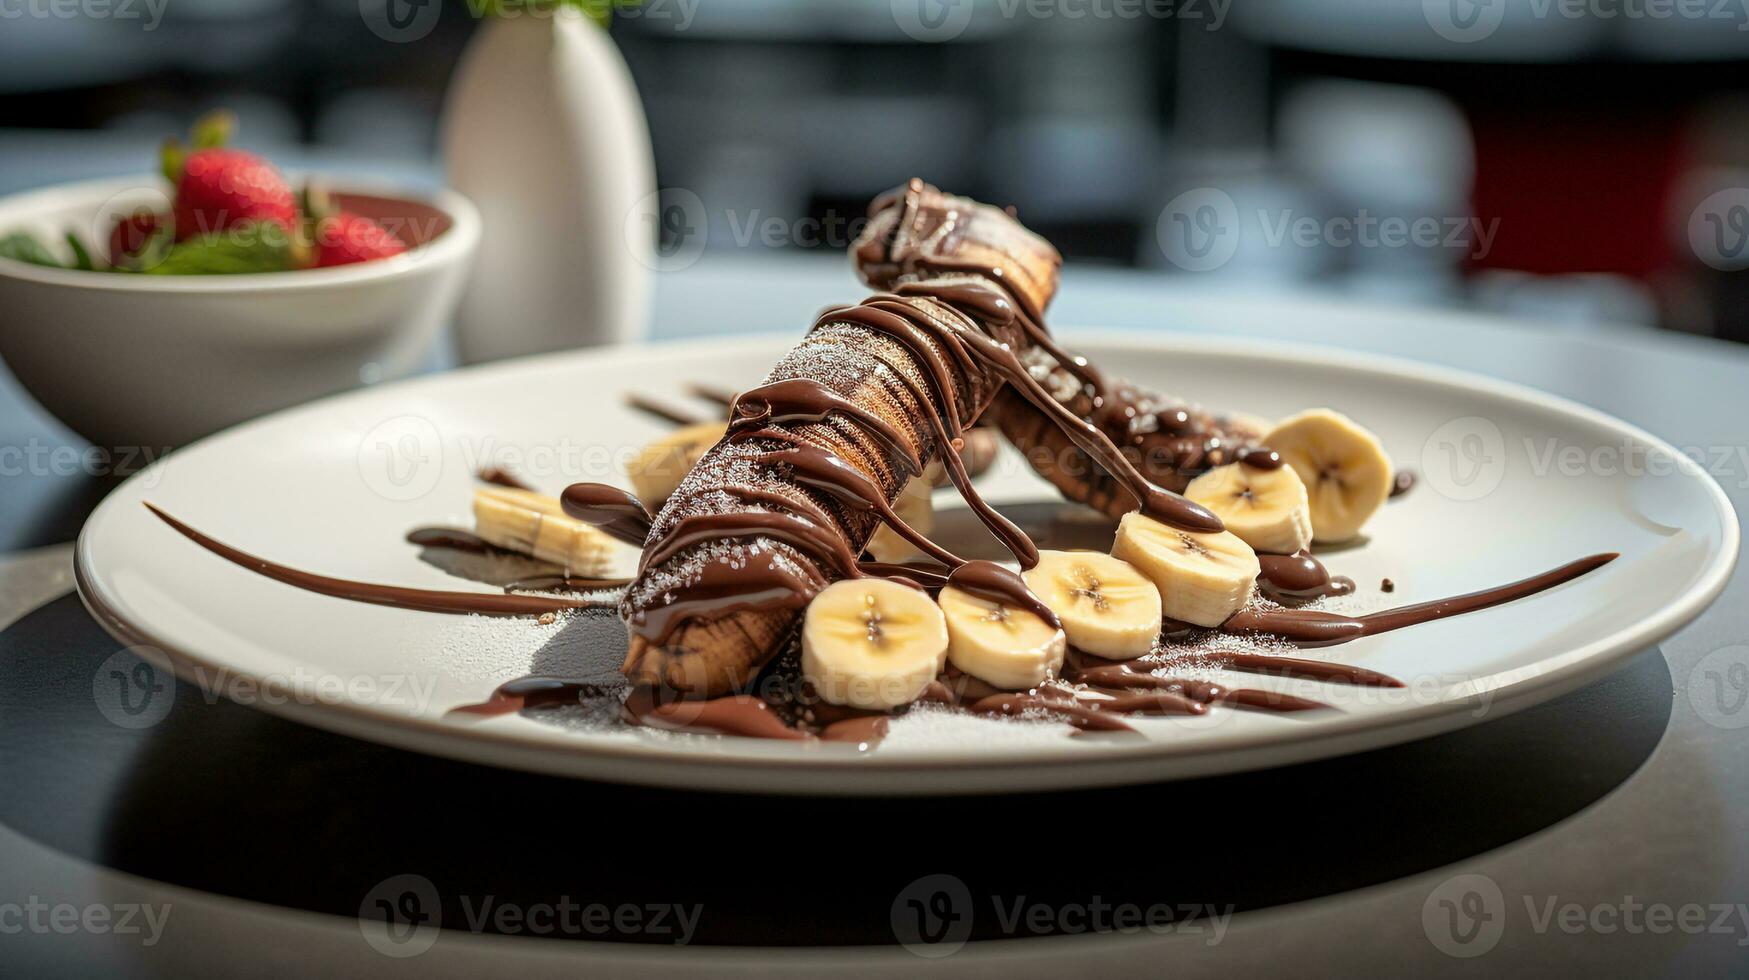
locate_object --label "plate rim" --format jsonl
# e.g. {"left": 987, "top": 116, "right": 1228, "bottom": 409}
{"left": 73, "top": 331, "right": 1742, "bottom": 791}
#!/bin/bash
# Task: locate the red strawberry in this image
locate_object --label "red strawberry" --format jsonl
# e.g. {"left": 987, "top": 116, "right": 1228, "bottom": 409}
{"left": 172, "top": 147, "right": 297, "bottom": 240}
{"left": 108, "top": 211, "right": 166, "bottom": 264}
{"left": 311, "top": 212, "right": 407, "bottom": 267}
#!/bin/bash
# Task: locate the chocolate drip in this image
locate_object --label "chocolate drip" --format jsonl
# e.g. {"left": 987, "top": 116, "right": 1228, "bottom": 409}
{"left": 945, "top": 560, "right": 1062, "bottom": 629}
{"left": 1173, "top": 651, "right": 1404, "bottom": 688}
{"left": 642, "top": 511, "right": 863, "bottom": 580}
{"left": 449, "top": 676, "right": 617, "bottom": 716}
{"left": 630, "top": 558, "right": 823, "bottom": 645}
{"left": 477, "top": 467, "right": 535, "bottom": 491}
{"left": 502, "top": 574, "right": 632, "bottom": 594}
{"left": 455, "top": 675, "right": 893, "bottom": 743}
{"left": 729, "top": 378, "right": 923, "bottom": 477}
{"left": 1226, "top": 553, "right": 1618, "bottom": 647}
{"left": 1063, "top": 650, "right": 1339, "bottom": 710}
{"left": 757, "top": 443, "right": 961, "bottom": 569}
{"left": 560, "top": 483, "right": 653, "bottom": 547}
{"left": 405, "top": 526, "right": 499, "bottom": 554}
{"left": 1237, "top": 448, "right": 1283, "bottom": 470}
{"left": 626, "top": 393, "right": 703, "bottom": 427}
{"left": 971, "top": 692, "right": 1138, "bottom": 732}
{"left": 827, "top": 296, "right": 1036, "bottom": 566}
{"left": 686, "top": 382, "right": 739, "bottom": 409}
{"left": 148, "top": 504, "right": 594, "bottom": 617}
{"left": 920, "top": 292, "right": 1223, "bottom": 534}
{"left": 1257, "top": 550, "right": 1356, "bottom": 603}
{"left": 623, "top": 688, "right": 811, "bottom": 741}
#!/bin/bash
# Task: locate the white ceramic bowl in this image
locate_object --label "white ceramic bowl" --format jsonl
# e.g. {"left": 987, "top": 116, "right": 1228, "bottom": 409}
{"left": 0, "top": 175, "right": 480, "bottom": 451}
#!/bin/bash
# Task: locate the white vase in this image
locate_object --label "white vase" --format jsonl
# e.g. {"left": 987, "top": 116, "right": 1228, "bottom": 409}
{"left": 441, "top": 10, "right": 656, "bottom": 363}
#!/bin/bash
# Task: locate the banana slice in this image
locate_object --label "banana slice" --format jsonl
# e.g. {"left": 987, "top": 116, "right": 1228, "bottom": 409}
{"left": 1023, "top": 551, "right": 1162, "bottom": 660}
{"left": 473, "top": 486, "right": 614, "bottom": 574}
{"left": 1111, "top": 513, "right": 1259, "bottom": 627}
{"left": 865, "top": 474, "right": 934, "bottom": 563}
{"left": 1263, "top": 409, "right": 1393, "bottom": 543}
{"left": 626, "top": 421, "right": 727, "bottom": 509}
{"left": 1183, "top": 462, "right": 1313, "bottom": 554}
{"left": 938, "top": 584, "right": 1067, "bottom": 690}
{"left": 802, "top": 578, "right": 950, "bottom": 709}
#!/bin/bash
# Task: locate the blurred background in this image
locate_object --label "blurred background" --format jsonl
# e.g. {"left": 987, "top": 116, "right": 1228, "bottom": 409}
{"left": 2, "top": 0, "right": 1748, "bottom": 339}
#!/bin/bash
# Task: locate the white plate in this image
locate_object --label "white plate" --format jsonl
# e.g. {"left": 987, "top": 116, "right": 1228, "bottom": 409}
{"left": 75, "top": 334, "right": 1738, "bottom": 794}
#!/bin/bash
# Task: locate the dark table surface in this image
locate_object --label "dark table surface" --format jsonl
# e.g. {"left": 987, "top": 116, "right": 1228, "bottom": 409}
{"left": 2, "top": 251, "right": 1747, "bottom": 976}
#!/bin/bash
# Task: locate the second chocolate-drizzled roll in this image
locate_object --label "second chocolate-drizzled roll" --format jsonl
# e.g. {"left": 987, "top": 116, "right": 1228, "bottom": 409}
{"left": 619, "top": 181, "right": 1064, "bottom": 696}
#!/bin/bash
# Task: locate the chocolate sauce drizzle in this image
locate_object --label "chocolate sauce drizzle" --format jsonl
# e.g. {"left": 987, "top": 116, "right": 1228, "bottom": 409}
{"left": 620, "top": 269, "right": 1227, "bottom": 658}
{"left": 477, "top": 467, "right": 535, "bottom": 492}
{"left": 559, "top": 483, "right": 653, "bottom": 548}
{"left": 148, "top": 504, "right": 596, "bottom": 616}
{"left": 137, "top": 182, "right": 1624, "bottom": 749}
{"left": 1226, "top": 553, "right": 1617, "bottom": 647}
{"left": 625, "top": 393, "right": 704, "bottom": 427}
{"left": 1257, "top": 550, "right": 1356, "bottom": 603}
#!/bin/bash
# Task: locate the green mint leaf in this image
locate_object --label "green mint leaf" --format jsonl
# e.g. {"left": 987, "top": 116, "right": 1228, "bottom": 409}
{"left": 143, "top": 223, "right": 295, "bottom": 275}
{"left": 64, "top": 231, "right": 98, "bottom": 271}
{"left": 0, "top": 232, "right": 64, "bottom": 268}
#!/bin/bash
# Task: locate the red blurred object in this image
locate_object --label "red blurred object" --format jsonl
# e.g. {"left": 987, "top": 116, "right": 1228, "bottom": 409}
{"left": 312, "top": 211, "right": 407, "bottom": 268}
{"left": 173, "top": 148, "right": 297, "bottom": 240}
{"left": 1467, "top": 109, "right": 1686, "bottom": 280}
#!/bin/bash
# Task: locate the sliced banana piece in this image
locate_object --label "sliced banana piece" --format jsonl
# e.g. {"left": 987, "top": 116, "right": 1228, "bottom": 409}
{"left": 865, "top": 474, "right": 935, "bottom": 564}
{"left": 1111, "top": 512, "right": 1259, "bottom": 628}
{"left": 1023, "top": 551, "right": 1162, "bottom": 660}
{"left": 626, "top": 421, "right": 727, "bottom": 509}
{"left": 802, "top": 578, "right": 949, "bottom": 709}
{"left": 473, "top": 486, "right": 614, "bottom": 574}
{"left": 1263, "top": 409, "right": 1393, "bottom": 543}
{"left": 1184, "top": 462, "right": 1314, "bottom": 555}
{"left": 938, "top": 584, "right": 1067, "bottom": 690}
